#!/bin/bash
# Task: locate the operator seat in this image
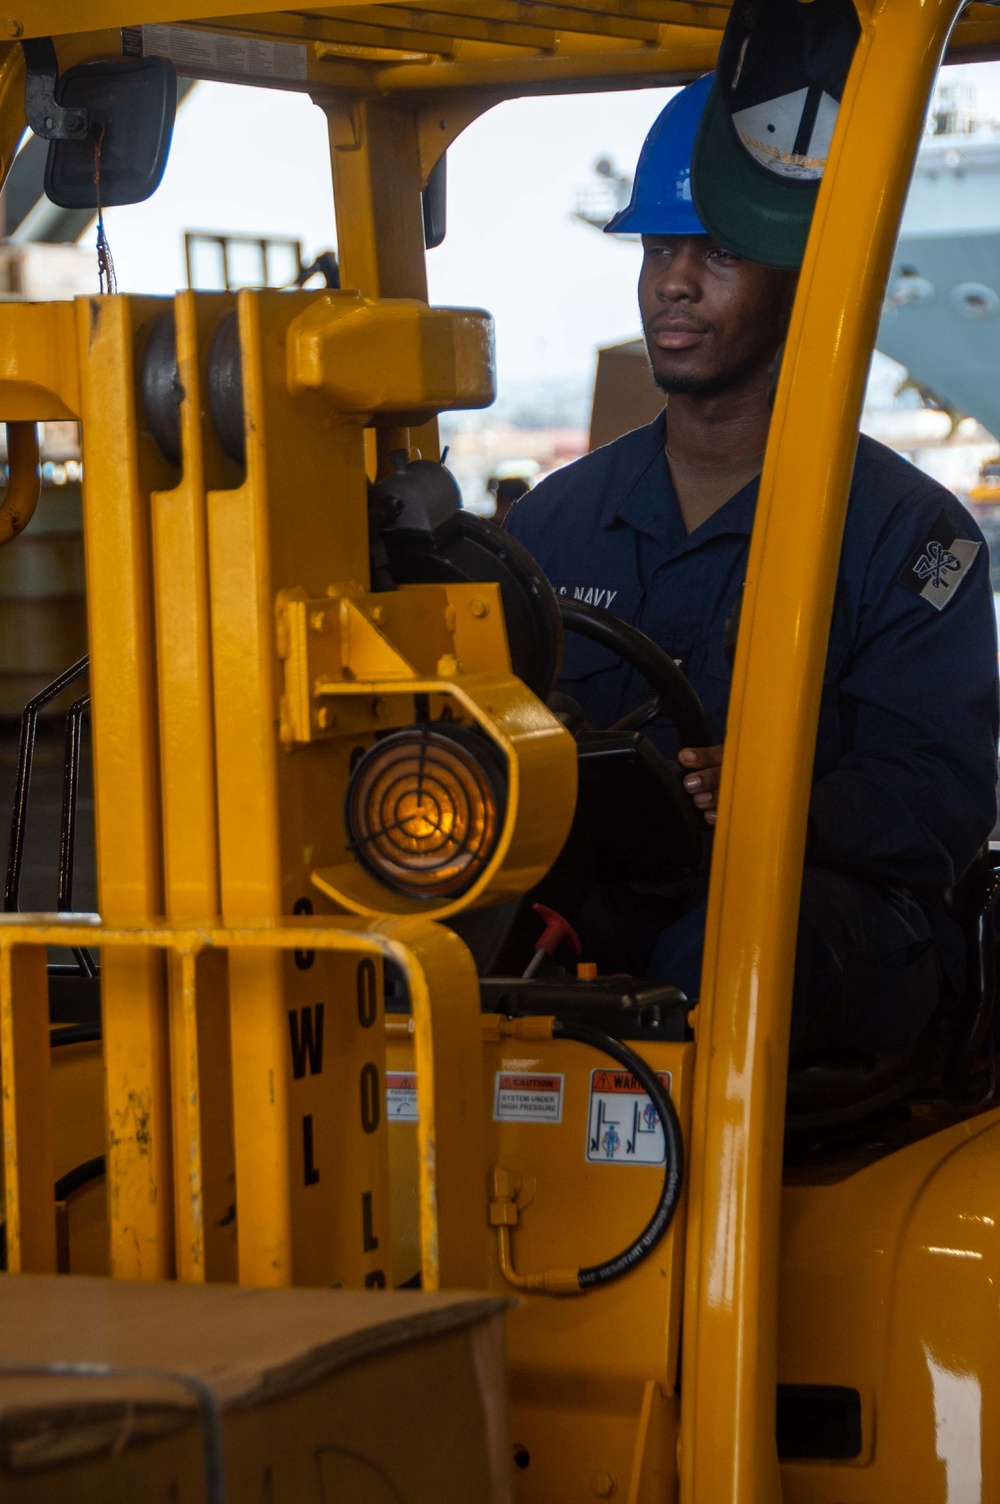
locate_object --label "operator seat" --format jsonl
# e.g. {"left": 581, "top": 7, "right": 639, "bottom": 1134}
{"left": 784, "top": 845, "right": 1000, "bottom": 1133}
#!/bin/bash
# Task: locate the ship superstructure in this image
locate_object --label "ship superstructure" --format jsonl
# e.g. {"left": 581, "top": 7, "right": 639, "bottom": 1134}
{"left": 879, "top": 81, "right": 1000, "bottom": 436}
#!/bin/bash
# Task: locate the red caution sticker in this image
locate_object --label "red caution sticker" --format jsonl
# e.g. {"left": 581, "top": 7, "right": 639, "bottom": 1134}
{"left": 493, "top": 1072, "right": 564, "bottom": 1123}
{"left": 386, "top": 1071, "right": 418, "bottom": 1123}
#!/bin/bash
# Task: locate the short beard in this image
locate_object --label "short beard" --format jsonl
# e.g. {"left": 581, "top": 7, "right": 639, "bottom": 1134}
{"left": 651, "top": 370, "right": 721, "bottom": 397}
{"left": 647, "top": 343, "right": 781, "bottom": 399}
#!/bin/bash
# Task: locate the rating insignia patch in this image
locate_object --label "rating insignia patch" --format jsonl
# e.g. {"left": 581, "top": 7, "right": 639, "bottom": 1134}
{"left": 896, "top": 511, "right": 981, "bottom": 612}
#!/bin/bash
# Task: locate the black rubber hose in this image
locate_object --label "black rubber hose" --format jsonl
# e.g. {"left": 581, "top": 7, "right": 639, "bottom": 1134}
{"left": 557, "top": 597, "right": 711, "bottom": 748}
{"left": 552, "top": 1018, "right": 684, "bottom": 1289}
{"left": 50, "top": 1023, "right": 101, "bottom": 1048}
{"left": 55, "top": 1155, "right": 106, "bottom": 1203}
{"left": 0, "top": 1158, "right": 107, "bottom": 1270}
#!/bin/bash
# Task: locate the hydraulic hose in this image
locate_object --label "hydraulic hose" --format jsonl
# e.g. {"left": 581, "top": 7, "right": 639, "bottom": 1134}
{"left": 50, "top": 1023, "right": 102, "bottom": 1048}
{"left": 490, "top": 1016, "right": 684, "bottom": 1294}
{"left": 55, "top": 1155, "right": 106, "bottom": 1202}
{"left": 1, "top": 1156, "right": 107, "bottom": 1273}
{"left": 554, "top": 1019, "right": 684, "bottom": 1289}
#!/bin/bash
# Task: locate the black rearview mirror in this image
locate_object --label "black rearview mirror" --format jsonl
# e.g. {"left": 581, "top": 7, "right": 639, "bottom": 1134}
{"left": 38, "top": 54, "right": 177, "bottom": 210}
{"left": 422, "top": 153, "right": 447, "bottom": 250}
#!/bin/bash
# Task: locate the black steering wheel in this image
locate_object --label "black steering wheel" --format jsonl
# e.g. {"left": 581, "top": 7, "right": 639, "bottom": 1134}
{"left": 539, "top": 594, "right": 711, "bottom": 903}
{"left": 448, "top": 591, "right": 713, "bottom": 977}
{"left": 556, "top": 596, "right": 712, "bottom": 747}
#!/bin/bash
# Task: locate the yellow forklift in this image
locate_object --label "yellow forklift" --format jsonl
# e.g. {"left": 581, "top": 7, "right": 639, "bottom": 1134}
{"left": 1, "top": 1, "right": 1000, "bottom": 1500}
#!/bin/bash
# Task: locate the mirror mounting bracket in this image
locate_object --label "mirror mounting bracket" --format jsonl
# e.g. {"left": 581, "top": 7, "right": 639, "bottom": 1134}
{"left": 22, "top": 37, "right": 90, "bottom": 141}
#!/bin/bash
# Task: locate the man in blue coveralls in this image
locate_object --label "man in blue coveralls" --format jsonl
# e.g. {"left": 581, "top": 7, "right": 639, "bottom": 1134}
{"left": 504, "top": 75, "right": 1000, "bottom": 1060}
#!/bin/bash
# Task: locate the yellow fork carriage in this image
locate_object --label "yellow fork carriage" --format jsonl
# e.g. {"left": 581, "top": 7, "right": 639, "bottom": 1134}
{"left": 2, "top": 2, "right": 1000, "bottom": 1501}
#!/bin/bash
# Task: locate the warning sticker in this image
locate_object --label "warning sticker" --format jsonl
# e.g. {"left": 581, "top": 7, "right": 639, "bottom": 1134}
{"left": 493, "top": 1072, "right": 564, "bottom": 1124}
{"left": 125, "top": 25, "right": 308, "bottom": 82}
{"left": 386, "top": 1072, "right": 418, "bottom": 1123}
{"left": 586, "top": 1069, "right": 672, "bottom": 1165}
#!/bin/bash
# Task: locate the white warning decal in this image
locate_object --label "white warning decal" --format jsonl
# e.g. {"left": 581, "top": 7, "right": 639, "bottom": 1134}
{"left": 133, "top": 24, "right": 308, "bottom": 81}
{"left": 586, "top": 1068, "right": 672, "bottom": 1165}
{"left": 493, "top": 1072, "right": 564, "bottom": 1124}
{"left": 386, "top": 1072, "right": 418, "bottom": 1123}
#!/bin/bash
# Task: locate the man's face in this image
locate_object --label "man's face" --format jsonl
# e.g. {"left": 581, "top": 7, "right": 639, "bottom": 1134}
{"left": 638, "top": 234, "right": 797, "bottom": 397}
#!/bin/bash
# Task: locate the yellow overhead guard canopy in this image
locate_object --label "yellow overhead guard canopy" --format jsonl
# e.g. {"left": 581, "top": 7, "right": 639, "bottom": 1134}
{"left": 7, "top": 0, "right": 1000, "bottom": 109}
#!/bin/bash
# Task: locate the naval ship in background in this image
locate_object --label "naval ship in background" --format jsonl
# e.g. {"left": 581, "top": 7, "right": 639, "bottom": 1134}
{"left": 579, "top": 82, "right": 1000, "bottom": 587}
{"left": 879, "top": 82, "right": 1000, "bottom": 443}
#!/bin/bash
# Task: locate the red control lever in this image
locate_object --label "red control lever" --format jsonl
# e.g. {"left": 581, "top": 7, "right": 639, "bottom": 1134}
{"left": 522, "top": 903, "right": 582, "bottom": 978}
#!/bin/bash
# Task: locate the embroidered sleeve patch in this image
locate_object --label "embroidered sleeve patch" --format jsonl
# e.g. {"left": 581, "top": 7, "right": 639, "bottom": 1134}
{"left": 896, "top": 511, "right": 981, "bottom": 612}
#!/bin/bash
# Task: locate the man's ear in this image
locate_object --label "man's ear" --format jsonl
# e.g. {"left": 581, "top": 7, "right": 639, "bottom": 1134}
{"left": 767, "top": 272, "right": 798, "bottom": 406}
{"left": 767, "top": 342, "right": 786, "bottom": 411}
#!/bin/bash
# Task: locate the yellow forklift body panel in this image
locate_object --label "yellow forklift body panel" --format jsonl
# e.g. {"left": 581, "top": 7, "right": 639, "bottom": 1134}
{"left": 2, "top": 4, "right": 1000, "bottom": 1503}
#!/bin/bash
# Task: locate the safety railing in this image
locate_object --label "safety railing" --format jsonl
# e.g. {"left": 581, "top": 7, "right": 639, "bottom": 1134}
{"left": 0, "top": 913, "right": 487, "bottom": 1290}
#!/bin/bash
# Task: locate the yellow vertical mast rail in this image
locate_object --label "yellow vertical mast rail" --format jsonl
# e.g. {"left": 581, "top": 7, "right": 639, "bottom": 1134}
{"left": 77, "top": 295, "right": 176, "bottom": 1280}
{"left": 150, "top": 291, "right": 239, "bottom": 1284}
{"left": 0, "top": 946, "right": 55, "bottom": 1273}
{"left": 679, "top": 2, "right": 965, "bottom": 1501}
{"left": 0, "top": 303, "right": 78, "bottom": 1276}
{"left": 207, "top": 287, "right": 398, "bottom": 1289}
{"left": 325, "top": 94, "right": 442, "bottom": 469}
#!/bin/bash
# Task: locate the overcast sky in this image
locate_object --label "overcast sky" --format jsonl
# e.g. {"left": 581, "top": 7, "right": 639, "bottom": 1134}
{"left": 94, "top": 59, "right": 1000, "bottom": 403}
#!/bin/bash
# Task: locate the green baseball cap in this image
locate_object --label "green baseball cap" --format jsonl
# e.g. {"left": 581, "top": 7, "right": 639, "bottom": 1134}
{"left": 691, "top": 0, "right": 861, "bottom": 268}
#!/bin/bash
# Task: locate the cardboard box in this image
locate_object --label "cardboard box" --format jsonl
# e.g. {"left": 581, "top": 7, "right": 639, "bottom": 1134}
{"left": 588, "top": 339, "right": 664, "bottom": 453}
{"left": 0, "top": 1276, "right": 511, "bottom": 1503}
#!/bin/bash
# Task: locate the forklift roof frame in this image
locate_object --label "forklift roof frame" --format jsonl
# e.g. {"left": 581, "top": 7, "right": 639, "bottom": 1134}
{"left": 0, "top": 2, "right": 996, "bottom": 1500}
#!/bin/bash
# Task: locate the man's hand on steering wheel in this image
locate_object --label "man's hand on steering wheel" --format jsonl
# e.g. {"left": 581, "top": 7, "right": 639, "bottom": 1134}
{"left": 679, "top": 744, "right": 723, "bottom": 825}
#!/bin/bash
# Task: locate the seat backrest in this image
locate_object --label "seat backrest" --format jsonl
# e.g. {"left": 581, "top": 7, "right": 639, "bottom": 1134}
{"left": 941, "top": 844, "right": 1000, "bottom": 1095}
{"left": 785, "top": 845, "right": 1000, "bottom": 1135}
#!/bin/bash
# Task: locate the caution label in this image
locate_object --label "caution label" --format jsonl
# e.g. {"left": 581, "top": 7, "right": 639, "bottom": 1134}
{"left": 586, "top": 1068, "right": 672, "bottom": 1165}
{"left": 386, "top": 1072, "right": 418, "bottom": 1123}
{"left": 493, "top": 1072, "right": 564, "bottom": 1124}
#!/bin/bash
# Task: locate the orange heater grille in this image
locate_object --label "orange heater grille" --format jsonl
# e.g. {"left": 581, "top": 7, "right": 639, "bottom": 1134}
{"left": 345, "top": 725, "right": 506, "bottom": 898}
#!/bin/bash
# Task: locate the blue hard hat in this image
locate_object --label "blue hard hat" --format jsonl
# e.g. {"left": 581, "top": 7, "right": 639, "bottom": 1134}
{"left": 604, "top": 74, "right": 713, "bottom": 236}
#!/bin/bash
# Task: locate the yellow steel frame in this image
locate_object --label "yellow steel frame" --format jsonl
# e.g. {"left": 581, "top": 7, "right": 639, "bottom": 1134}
{"left": 0, "top": 269, "right": 575, "bottom": 1286}
{"left": 1, "top": 2, "right": 998, "bottom": 1501}
{"left": 478, "top": 1021, "right": 696, "bottom": 1502}
{"left": 682, "top": 5, "right": 966, "bottom": 1498}
{"left": 6, "top": 4, "right": 999, "bottom": 109}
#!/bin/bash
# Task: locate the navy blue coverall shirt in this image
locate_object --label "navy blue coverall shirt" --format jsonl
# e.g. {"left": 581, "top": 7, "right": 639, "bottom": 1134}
{"left": 505, "top": 414, "right": 1000, "bottom": 1057}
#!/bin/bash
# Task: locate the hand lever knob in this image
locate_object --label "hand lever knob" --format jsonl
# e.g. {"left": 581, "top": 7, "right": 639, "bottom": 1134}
{"left": 522, "top": 903, "right": 582, "bottom": 978}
